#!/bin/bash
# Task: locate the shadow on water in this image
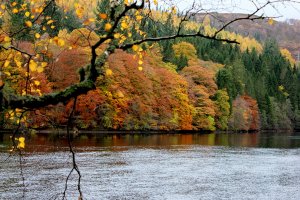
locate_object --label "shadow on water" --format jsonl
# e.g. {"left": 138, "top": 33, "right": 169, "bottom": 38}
{"left": 1, "top": 131, "right": 300, "bottom": 152}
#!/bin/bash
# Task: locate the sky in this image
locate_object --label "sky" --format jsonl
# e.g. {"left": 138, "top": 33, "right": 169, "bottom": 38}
{"left": 171, "top": 0, "right": 300, "bottom": 21}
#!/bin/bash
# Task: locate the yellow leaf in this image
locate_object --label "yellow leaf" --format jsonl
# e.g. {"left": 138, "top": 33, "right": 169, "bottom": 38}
{"left": 114, "top": 33, "right": 121, "bottom": 39}
{"left": 41, "top": 62, "right": 47, "bottom": 68}
{"left": 106, "top": 69, "right": 113, "bottom": 76}
{"left": 25, "top": 21, "right": 32, "bottom": 27}
{"left": 35, "top": 33, "right": 41, "bottom": 39}
{"left": 29, "top": 60, "right": 37, "bottom": 71}
{"left": 18, "top": 137, "right": 25, "bottom": 149}
{"left": 34, "top": 80, "right": 40, "bottom": 86}
{"left": 4, "top": 36, "right": 11, "bottom": 42}
{"left": 18, "top": 137, "right": 25, "bottom": 143}
{"left": 104, "top": 23, "right": 112, "bottom": 32}
{"left": 76, "top": 7, "right": 84, "bottom": 19}
{"left": 12, "top": 8, "right": 18, "bottom": 13}
{"left": 37, "top": 67, "right": 44, "bottom": 73}
{"left": 47, "top": 20, "right": 54, "bottom": 24}
{"left": 36, "top": 89, "right": 42, "bottom": 96}
{"left": 132, "top": 45, "right": 139, "bottom": 52}
{"left": 138, "top": 60, "right": 143, "bottom": 65}
{"left": 1, "top": 4, "right": 6, "bottom": 10}
{"left": 11, "top": 2, "right": 17, "bottom": 7}
{"left": 36, "top": 7, "right": 43, "bottom": 13}
{"left": 268, "top": 18, "right": 274, "bottom": 25}
{"left": 4, "top": 71, "right": 11, "bottom": 76}
{"left": 25, "top": 11, "right": 30, "bottom": 17}
{"left": 99, "top": 13, "right": 107, "bottom": 20}
{"left": 51, "top": 25, "right": 55, "bottom": 29}
{"left": 138, "top": 66, "right": 143, "bottom": 71}
{"left": 136, "top": 15, "right": 143, "bottom": 21}
{"left": 21, "top": 3, "right": 27, "bottom": 9}
{"left": 57, "top": 38, "right": 65, "bottom": 46}
{"left": 121, "top": 22, "right": 128, "bottom": 29}
{"left": 15, "top": 61, "right": 22, "bottom": 67}
{"left": 4, "top": 60, "right": 10, "bottom": 68}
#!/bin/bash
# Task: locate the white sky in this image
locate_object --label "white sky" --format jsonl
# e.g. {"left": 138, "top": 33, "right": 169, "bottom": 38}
{"left": 169, "top": 0, "right": 300, "bottom": 21}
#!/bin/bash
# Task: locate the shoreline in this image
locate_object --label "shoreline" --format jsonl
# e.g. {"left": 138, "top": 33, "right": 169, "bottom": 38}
{"left": 0, "top": 129, "right": 296, "bottom": 136}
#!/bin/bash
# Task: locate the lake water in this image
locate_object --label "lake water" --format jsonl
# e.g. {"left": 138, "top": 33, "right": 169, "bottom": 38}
{"left": 0, "top": 132, "right": 300, "bottom": 200}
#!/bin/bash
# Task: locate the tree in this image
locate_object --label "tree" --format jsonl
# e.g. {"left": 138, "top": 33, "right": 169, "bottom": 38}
{"left": 1, "top": 0, "right": 289, "bottom": 111}
{"left": 214, "top": 89, "right": 230, "bottom": 130}
{"left": 229, "top": 95, "right": 260, "bottom": 131}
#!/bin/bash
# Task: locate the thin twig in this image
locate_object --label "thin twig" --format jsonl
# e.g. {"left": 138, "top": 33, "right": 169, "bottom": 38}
{"left": 62, "top": 97, "right": 83, "bottom": 200}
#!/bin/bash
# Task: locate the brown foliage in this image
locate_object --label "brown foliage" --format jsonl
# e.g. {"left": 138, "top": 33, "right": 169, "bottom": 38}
{"left": 229, "top": 95, "right": 260, "bottom": 131}
{"left": 181, "top": 65, "right": 217, "bottom": 130}
{"left": 47, "top": 48, "right": 90, "bottom": 90}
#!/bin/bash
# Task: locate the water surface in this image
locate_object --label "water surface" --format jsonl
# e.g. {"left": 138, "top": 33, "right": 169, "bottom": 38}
{"left": 0, "top": 132, "right": 300, "bottom": 200}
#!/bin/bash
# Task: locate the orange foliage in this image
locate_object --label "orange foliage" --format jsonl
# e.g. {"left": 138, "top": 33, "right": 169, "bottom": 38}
{"left": 47, "top": 48, "right": 90, "bottom": 90}
{"left": 181, "top": 65, "right": 217, "bottom": 130}
{"left": 99, "top": 50, "right": 193, "bottom": 130}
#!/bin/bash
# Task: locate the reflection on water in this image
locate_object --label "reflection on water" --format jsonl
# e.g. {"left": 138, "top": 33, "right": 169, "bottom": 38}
{"left": 0, "top": 132, "right": 300, "bottom": 200}
{"left": 1, "top": 132, "right": 300, "bottom": 152}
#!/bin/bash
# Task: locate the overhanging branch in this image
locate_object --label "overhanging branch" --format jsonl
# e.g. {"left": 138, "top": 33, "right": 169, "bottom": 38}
{"left": 4, "top": 80, "right": 95, "bottom": 109}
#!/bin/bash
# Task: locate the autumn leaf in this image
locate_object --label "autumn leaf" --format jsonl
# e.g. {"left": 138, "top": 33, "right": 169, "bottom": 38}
{"left": 34, "top": 80, "right": 40, "bottom": 86}
{"left": 25, "top": 11, "right": 30, "bottom": 17}
{"left": 12, "top": 8, "right": 18, "bottom": 13}
{"left": 4, "top": 36, "right": 11, "bottom": 42}
{"left": 17, "top": 137, "right": 25, "bottom": 149}
{"left": 29, "top": 60, "right": 38, "bottom": 71}
{"left": 104, "top": 23, "right": 112, "bottom": 31}
{"left": 25, "top": 21, "right": 33, "bottom": 27}
{"left": 121, "top": 22, "right": 129, "bottom": 29}
{"left": 99, "top": 13, "right": 107, "bottom": 20}
{"left": 114, "top": 33, "right": 121, "bottom": 39}
{"left": 106, "top": 69, "right": 113, "bottom": 76}
{"left": 35, "top": 33, "right": 41, "bottom": 39}
{"left": 132, "top": 45, "right": 139, "bottom": 52}
{"left": 75, "top": 6, "right": 84, "bottom": 19}
{"left": 47, "top": 20, "right": 54, "bottom": 25}
{"left": 37, "top": 66, "right": 44, "bottom": 73}
{"left": 268, "top": 18, "right": 274, "bottom": 25}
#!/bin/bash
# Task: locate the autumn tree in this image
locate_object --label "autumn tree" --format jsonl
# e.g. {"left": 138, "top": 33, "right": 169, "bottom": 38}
{"left": 229, "top": 95, "right": 260, "bottom": 131}
{"left": 1, "top": 0, "right": 294, "bottom": 120}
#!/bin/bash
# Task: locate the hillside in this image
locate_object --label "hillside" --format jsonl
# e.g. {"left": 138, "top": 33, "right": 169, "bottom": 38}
{"left": 194, "top": 13, "right": 300, "bottom": 61}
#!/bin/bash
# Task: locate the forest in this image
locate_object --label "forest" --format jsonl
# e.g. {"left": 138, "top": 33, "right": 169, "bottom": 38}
{"left": 0, "top": 0, "right": 299, "bottom": 132}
